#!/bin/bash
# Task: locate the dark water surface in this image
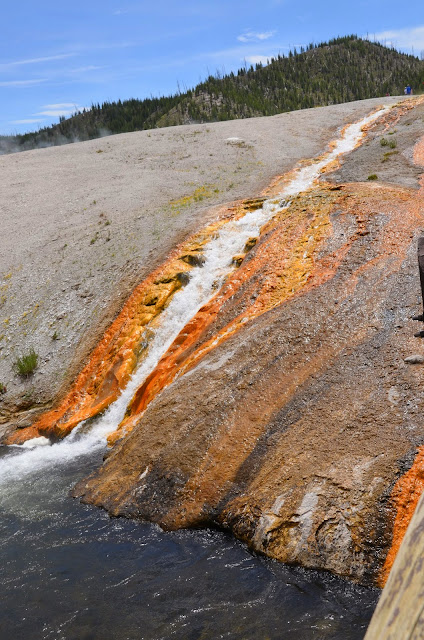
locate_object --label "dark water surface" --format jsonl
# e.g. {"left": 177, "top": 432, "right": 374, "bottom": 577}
{"left": 0, "top": 445, "right": 379, "bottom": 640}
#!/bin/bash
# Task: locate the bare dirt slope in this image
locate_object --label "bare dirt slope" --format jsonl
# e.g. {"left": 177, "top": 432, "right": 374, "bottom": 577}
{"left": 0, "top": 97, "right": 403, "bottom": 433}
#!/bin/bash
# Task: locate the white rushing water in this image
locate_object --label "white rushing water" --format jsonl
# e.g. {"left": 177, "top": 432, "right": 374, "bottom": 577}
{"left": 0, "top": 106, "right": 390, "bottom": 483}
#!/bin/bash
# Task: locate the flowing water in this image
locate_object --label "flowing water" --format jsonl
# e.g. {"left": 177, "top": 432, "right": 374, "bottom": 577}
{"left": 0, "top": 444, "right": 379, "bottom": 640}
{"left": 0, "top": 108, "right": 388, "bottom": 639}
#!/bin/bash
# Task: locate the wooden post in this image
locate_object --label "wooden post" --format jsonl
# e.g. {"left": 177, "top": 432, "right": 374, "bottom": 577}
{"left": 364, "top": 490, "right": 424, "bottom": 638}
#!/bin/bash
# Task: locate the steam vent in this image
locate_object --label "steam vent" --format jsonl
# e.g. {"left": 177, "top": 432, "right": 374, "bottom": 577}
{"left": 3, "top": 95, "right": 424, "bottom": 608}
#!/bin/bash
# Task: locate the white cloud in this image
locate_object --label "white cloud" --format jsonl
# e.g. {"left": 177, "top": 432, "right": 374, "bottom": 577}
{"left": 0, "top": 79, "right": 46, "bottom": 87}
{"left": 237, "top": 30, "right": 276, "bottom": 43}
{"left": 372, "top": 26, "right": 424, "bottom": 53}
{"left": 10, "top": 118, "right": 46, "bottom": 124}
{"left": 68, "top": 65, "right": 103, "bottom": 73}
{"left": 0, "top": 53, "right": 75, "bottom": 71}
{"left": 37, "top": 110, "right": 77, "bottom": 116}
{"left": 245, "top": 55, "right": 271, "bottom": 65}
{"left": 36, "top": 103, "right": 83, "bottom": 116}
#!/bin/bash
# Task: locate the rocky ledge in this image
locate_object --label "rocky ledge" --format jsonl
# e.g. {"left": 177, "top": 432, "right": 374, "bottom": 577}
{"left": 72, "top": 100, "right": 424, "bottom": 585}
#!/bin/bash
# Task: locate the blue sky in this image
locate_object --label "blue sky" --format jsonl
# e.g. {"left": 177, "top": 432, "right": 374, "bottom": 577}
{"left": 1, "top": 0, "right": 423, "bottom": 135}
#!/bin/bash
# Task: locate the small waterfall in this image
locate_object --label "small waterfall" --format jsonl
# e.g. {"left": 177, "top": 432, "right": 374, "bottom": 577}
{"left": 0, "top": 106, "right": 389, "bottom": 484}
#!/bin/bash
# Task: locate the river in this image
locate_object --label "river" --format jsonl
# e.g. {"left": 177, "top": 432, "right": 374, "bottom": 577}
{"left": 0, "top": 440, "right": 379, "bottom": 639}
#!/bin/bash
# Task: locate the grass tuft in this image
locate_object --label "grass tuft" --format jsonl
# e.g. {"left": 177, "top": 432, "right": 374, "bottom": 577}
{"left": 368, "top": 174, "right": 378, "bottom": 181}
{"left": 14, "top": 348, "right": 38, "bottom": 377}
{"left": 382, "top": 150, "right": 399, "bottom": 163}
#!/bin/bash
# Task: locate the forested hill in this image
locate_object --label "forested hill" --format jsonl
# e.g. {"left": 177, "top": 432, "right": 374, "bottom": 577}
{"left": 2, "top": 35, "right": 424, "bottom": 154}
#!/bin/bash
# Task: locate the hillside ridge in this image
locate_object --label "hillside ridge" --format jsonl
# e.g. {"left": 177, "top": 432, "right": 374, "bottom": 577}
{"left": 1, "top": 35, "right": 423, "bottom": 154}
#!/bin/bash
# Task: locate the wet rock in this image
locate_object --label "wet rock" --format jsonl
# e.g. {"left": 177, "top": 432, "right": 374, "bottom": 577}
{"left": 232, "top": 254, "right": 245, "bottom": 266}
{"left": 74, "top": 173, "right": 424, "bottom": 586}
{"left": 244, "top": 237, "right": 257, "bottom": 252}
{"left": 180, "top": 252, "right": 205, "bottom": 267}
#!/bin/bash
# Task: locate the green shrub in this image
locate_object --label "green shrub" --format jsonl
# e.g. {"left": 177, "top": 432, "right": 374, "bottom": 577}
{"left": 0, "top": 383, "right": 6, "bottom": 394}
{"left": 368, "top": 174, "right": 378, "bottom": 180}
{"left": 14, "top": 348, "right": 38, "bottom": 377}
{"left": 388, "top": 138, "right": 397, "bottom": 149}
{"left": 380, "top": 137, "right": 389, "bottom": 147}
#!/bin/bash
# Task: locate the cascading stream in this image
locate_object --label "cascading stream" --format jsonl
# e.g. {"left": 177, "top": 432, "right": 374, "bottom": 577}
{"left": 0, "top": 105, "right": 390, "bottom": 486}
